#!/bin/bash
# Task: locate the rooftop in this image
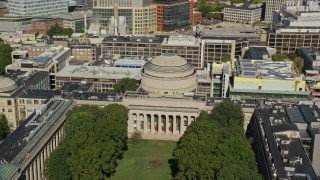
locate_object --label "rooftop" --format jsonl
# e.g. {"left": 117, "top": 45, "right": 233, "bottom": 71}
{"left": 243, "top": 47, "right": 270, "bottom": 60}
{"left": 103, "top": 35, "right": 165, "bottom": 44}
{"left": 162, "top": 35, "right": 200, "bottom": 46}
{"left": 55, "top": 65, "right": 142, "bottom": 80}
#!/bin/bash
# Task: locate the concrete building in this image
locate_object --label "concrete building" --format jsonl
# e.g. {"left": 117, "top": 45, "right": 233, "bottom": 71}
{"left": 265, "top": 0, "right": 289, "bottom": 22}
{"left": 250, "top": 102, "right": 319, "bottom": 179}
{"left": 8, "top": 0, "right": 68, "bottom": 16}
{"left": 0, "top": 71, "right": 50, "bottom": 129}
{"left": 231, "top": 57, "right": 308, "bottom": 100}
{"left": 11, "top": 42, "right": 52, "bottom": 59}
{"left": 92, "top": 0, "right": 156, "bottom": 35}
{"left": 6, "top": 46, "right": 72, "bottom": 76}
{"left": 268, "top": 1, "right": 320, "bottom": 54}
{"left": 0, "top": 17, "right": 32, "bottom": 32}
{"left": 154, "top": 0, "right": 190, "bottom": 31}
{"left": 102, "top": 35, "right": 249, "bottom": 68}
{"left": 298, "top": 47, "right": 320, "bottom": 72}
{"left": 54, "top": 65, "right": 141, "bottom": 92}
{"left": 223, "top": 6, "right": 262, "bottom": 25}
{"left": 70, "top": 44, "right": 100, "bottom": 62}
{"left": 57, "top": 11, "right": 92, "bottom": 32}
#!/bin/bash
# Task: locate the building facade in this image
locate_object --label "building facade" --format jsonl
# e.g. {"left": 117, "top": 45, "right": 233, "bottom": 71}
{"left": 31, "top": 19, "right": 63, "bottom": 35}
{"left": 154, "top": 0, "right": 190, "bottom": 32}
{"left": 265, "top": 0, "right": 288, "bottom": 22}
{"left": 92, "top": 0, "right": 156, "bottom": 35}
{"left": 8, "top": 0, "right": 68, "bottom": 16}
{"left": 223, "top": 7, "right": 261, "bottom": 25}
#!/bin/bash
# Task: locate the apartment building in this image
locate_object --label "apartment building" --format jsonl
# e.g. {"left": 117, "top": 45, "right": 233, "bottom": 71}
{"left": 92, "top": 0, "right": 156, "bottom": 35}
{"left": 8, "top": 0, "right": 68, "bottom": 16}
{"left": 223, "top": 6, "right": 262, "bottom": 25}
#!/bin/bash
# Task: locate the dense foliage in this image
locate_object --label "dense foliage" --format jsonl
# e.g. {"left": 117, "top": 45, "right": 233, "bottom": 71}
{"left": 0, "top": 114, "right": 10, "bottom": 140}
{"left": 48, "top": 24, "right": 74, "bottom": 38}
{"left": 172, "top": 102, "right": 261, "bottom": 179}
{"left": 272, "top": 53, "right": 287, "bottom": 61}
{"left": 44, "top": 104, "right": 128, "bottom": 179}
{"left": 293, "top": 57, "right": 304, "bottom": 72}
{"left": 113, "top": 78, "right": 138, "bottom": 93}
{"left": 0, "top": 38, "right": 12, "bottom": 74}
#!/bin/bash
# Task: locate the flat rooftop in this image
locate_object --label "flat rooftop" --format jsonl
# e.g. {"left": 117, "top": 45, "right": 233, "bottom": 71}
{"left": 55, "top": 65, "right": 142, "bottom": 80}
{"left": 162, "top": 35, "right": 200, "bottom": 46}
{"left": 103, "top": 35, "right": 165, "bottom": 44}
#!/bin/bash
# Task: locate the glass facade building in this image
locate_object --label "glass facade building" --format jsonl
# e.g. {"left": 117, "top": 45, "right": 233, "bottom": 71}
{"left": 8, "top": 0, "right": 68, "bottom": 16}
{"left": 154, "top": 0, "right": 190, "bottom": 31}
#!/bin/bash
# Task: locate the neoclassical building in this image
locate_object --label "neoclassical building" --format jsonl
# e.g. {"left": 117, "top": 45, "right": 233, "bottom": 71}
{"left": 141, "top": 54, "right": 197, "bottom": 96}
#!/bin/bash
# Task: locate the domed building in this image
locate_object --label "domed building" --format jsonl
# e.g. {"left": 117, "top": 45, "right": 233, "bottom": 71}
{"left": 141, "top": 54, "right": 197, "bottom": 95}
{"left": 0, "top": 77, "right": 18, "bottom": 93}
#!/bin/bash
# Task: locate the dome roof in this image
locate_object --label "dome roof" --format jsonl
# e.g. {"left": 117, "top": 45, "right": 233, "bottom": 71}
{"left": 0, "top": 77, "right": 18, "bottom": 93}
{"left": 151, "top": 54, "right": 188, "bottom": 67}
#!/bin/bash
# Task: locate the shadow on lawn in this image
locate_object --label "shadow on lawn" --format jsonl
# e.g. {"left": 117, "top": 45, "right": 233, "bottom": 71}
{"left": 168, "top": 158, "right": 179, "bottom": 178}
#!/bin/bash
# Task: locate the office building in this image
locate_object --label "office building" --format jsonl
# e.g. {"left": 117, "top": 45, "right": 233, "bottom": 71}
{"left": 265, "top": 0, "right": 289, "bottom": 22}
{"left": 92, "top": 0, "right": 156, "bottom": 35}
{"left": 0, "top": 17, "right": 32, "bottom": 32}
{"left": 57, "top": 11, "right": 92, "bottom": 32}
{"left": 223, "top": 6, "right": 262, "bottom": 25}
{"left": 268, "top": 2, "right": 320, "bottom": 54}
{"left": 70, "top": 44, "right": 100, "bottom": 62}
{"left": 11, "top": 42, "right": 53, "bottom": 59}
{"left": 154, "top": 0, "right": 190, "bottom": 31}
{"left": 75, "top": 0, "right": 93, "bottom": 10}
{"left": 8, "top": 0, "right": 68, "bottom": 16}
{"left": 231, "top": 57, "right": 308, "bottom": 100}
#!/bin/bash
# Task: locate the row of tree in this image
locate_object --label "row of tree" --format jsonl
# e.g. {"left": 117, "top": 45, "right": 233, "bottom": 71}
{"left": 0, "top": 38, "right": 12, "bottom": 74}
{"left": 44, "top": 104, "right": 128, "bottom": 179}
{"left": 0, "top": 115, "right": 10, "bottom": 141}
{"left": 171, "top": 101, "right": 261, "bottom": 179}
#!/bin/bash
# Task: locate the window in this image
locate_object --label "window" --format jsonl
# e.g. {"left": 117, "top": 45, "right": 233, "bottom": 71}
{"left": 7, "top": 100, "right": 12, "bottom": 105}
{"left": 8, "top": 108, "right": 12, "bottom": 112}
{"left": 27, "top": 99, "right": 32, "bottom": 104}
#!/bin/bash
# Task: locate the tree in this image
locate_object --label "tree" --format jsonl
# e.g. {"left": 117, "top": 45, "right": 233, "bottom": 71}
{"left": 171, "top": 101, "right": 261, "bottom": 179}
{"left": 222, "top": 54, "right": 232, "bottom": 63}
{"left": 130, "top": 130, "right": 142, "bottom": 144}
{"left": 293, "top": 57, "right": 304, "bottom": 72}
{"left": 113, "top": 78, "right": 138, "bottom": 93}
{"left": 0, "top": 38, "right": 12, "bottom": 74}
{"left": 48, "top": 23, "right": 74, "bottom": 38}
{"left": 0, "top": 114, "right": 10, "bottom": 140}
{"left": 272, "top": 53, "right": 287, "bottom": 61}
{"left": 44, "top": 104, "right": 128, "bottom": 179}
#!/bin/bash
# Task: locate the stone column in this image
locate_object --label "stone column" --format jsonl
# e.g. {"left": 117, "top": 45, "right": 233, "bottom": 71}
{"left": 128, "top": 113, "right": 133, "bottom": 133}
{"left": 157, "top": 115, "right": 161, "bottom": 134}
{"left": 144, "top": 114, "right": 148, "bottom": 133}
{"left": 137, "top": 114, "right": 141, "bottom": 131}
{"left": 165, "top": 115, "right": 169, "bottom": 134}
{"left": 37, "top": 157, "right": 41, "bottom": 180}
{"left": 173, "top": 116, "right": 176, "bottom": 135}
{"left": 40, "top": 151, "right": 44, "bottom": 179}
{"left": 151, "top": 114, "right": 155, "bottom": 134}
{"left": 26, "top": 168, "right": 29, "bottom": 180}
{"left": 29, "top": 165, "right": 34, "bottom": 180}
{"left": 188, "top": 116, "right": 192, "bottom": 126}
{"left": 180, "top": 116, "right": 184, "bottom": 135}
{"left": 33, "top": 162, "right": 37, "bottom": 180}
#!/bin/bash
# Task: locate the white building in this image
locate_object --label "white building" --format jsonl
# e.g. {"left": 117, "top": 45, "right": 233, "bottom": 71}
{"left": 223, "top": 6, "right": 262, "bottom": 25}
{"left": 8, "top": 0, "right": 69, "bottom": 16}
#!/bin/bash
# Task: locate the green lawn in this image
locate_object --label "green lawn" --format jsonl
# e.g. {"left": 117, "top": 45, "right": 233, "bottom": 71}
{"left": 111, "top": 140, "right": 177, "bottom": 180}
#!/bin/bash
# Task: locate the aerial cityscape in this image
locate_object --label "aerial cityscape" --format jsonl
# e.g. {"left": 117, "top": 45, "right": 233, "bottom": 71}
{"left": 0, "top": 0, "right": 320, "bottom": 179}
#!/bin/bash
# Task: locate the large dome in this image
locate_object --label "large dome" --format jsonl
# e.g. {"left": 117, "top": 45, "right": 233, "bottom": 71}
{"left": 144, "top": 54, "right": 195, "bottom": 78}
{"left": 0, "top": 77, "right": 18, "bottom": 93}
{"left": 141, "top": 54, "right": 197, "bottom": 95}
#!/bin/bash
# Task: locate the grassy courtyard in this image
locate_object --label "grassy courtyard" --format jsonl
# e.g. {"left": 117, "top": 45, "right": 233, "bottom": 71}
{"left": 111, "top": 140, "right": 177, "bottom": 180}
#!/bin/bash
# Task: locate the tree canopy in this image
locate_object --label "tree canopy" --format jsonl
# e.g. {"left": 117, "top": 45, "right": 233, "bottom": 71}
{"left": 0, "top": 38, "right": 12, "bottom": 74}
{"left": 272, "top": 53, "right": 287, "bottom": 61}
{"left": 172, "top": 102, "right": 261, "bottom": 179}
{"left": 44, "top": 104, "right": 128, "bottom": 179}
{"left": 0, "top": 114, "right": 10, "bottom": 140}
{"left": 293, "top": 57, "right": 304, "bottom": 72}
{"left": 47, "top": 24, "right": 74, "bottom": 38}
{"left": 222, "top": 54, "right": 232, "bottom": 63}
{"left": 113, "top": 78, "right": 138, "bottom": 93}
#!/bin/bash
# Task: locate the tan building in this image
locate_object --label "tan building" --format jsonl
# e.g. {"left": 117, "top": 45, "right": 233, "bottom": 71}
{"left": 70, "top": 44, "right": 100, "bottom": 62}
{"left": 11, "top": 42, "right": 51, "bottom": 59}
{"left": 141, "top": 54, "right": 197, "bottom": 95}
{"left": 223, "top": 6, "right": 261, "bottom": 25}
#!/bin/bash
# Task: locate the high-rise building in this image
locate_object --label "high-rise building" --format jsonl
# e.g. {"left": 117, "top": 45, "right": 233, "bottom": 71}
{"left": 75, "top": 0, "right": 93, "bottom": 10}
{"left": 92, "top": 0, "right": 156, "bottom": 35}
{"left": 153, "top": 0, "right": 190, "bottom": 31}
{"left": 265, "top": 0, "right": 288, "bottom": 22}
{"left": 8, "top": 0, "right": 69, "bottom": 16}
